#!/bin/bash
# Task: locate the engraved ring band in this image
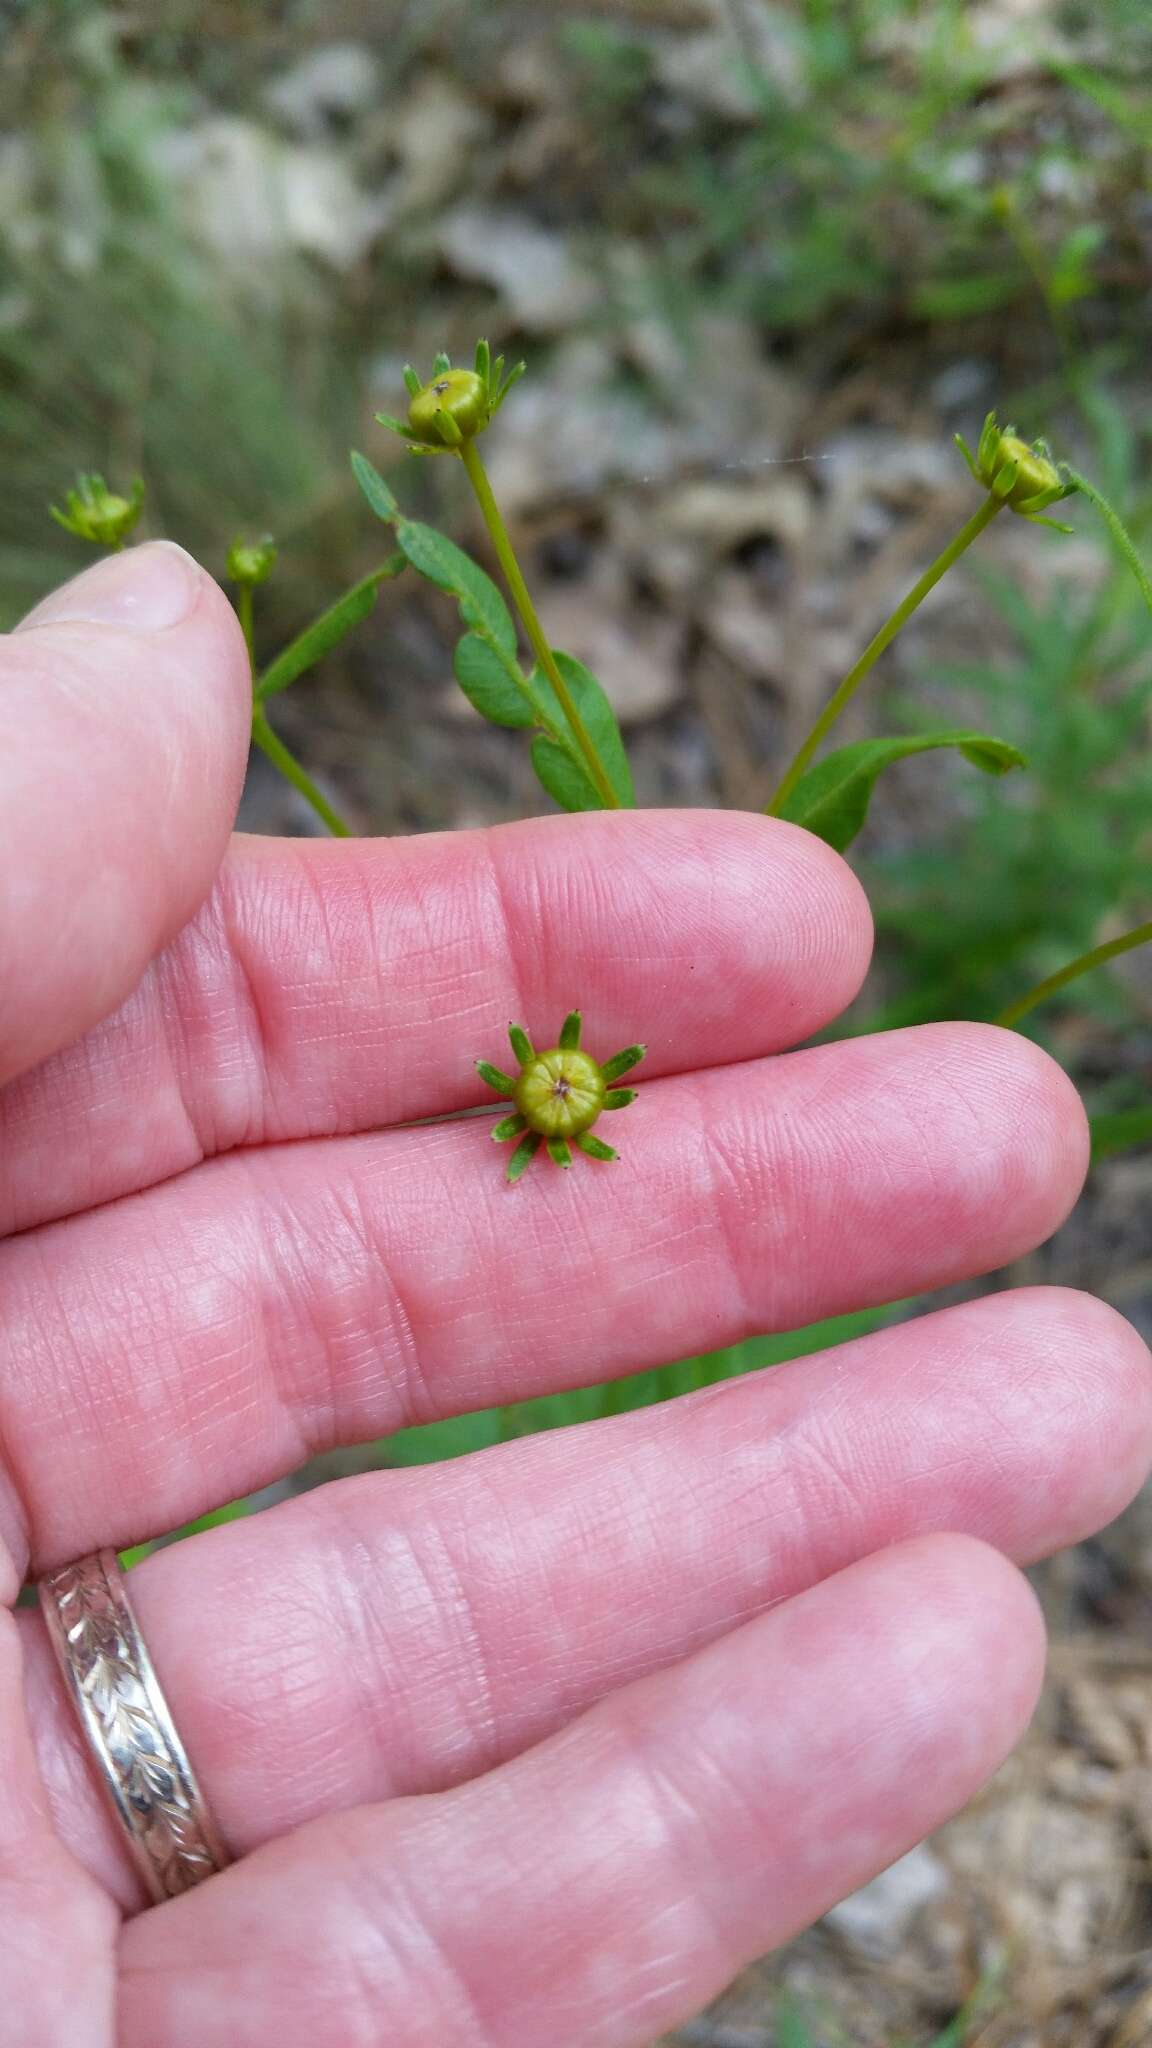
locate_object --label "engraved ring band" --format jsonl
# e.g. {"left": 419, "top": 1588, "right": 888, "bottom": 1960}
{"left": 38, "top": 1548, "right": 231, "bottom": 1903}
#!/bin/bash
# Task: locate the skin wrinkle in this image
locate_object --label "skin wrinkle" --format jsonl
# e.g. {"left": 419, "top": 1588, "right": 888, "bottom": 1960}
{"left": 326, "top": 1812, "right": 505, "bottom": 2048}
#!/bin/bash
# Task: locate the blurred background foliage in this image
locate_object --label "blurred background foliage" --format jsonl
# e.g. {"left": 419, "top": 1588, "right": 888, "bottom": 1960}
{"left": 4, "top": 7, "right": 1152, "bottom": 2034}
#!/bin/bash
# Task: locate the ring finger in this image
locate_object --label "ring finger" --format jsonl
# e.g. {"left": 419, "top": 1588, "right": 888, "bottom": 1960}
{"left": 23, "top": 1284, "right": 1152, "bottom": 1910}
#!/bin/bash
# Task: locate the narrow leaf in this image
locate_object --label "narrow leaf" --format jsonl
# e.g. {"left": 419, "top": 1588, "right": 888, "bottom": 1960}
{"left": 453, "top": 632, "right": 536, "bottom": 729}
{"left": 780, "top": 731, "right": 1026, "bottom": 853}
{"left": 530, "top": 651, "right": 635, "bottom": 808}
{"left": 350, "top": 451, "right": 399, "bottom": 521}
{"left": 395, "top": 519, "right": 517, "bottom": 654}
{"left": 256, "top": 559, "right": 404, "bottom": 701}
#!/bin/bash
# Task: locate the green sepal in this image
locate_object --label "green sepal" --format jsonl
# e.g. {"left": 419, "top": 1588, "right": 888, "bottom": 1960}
{"left": 402, "top": 364, "right": 423, "bottom": 398}
{"left": 432, "top": 351, "right": 452, "bottom": 376}
{"left": 601, "top": 1044, "right": 645, "bottom": 1083}
{"left": 779, "top": 731, "right": 1026, "bottom": 854}
{"left": 350, "top": 451, "right": 399, "bottom": 522}
{"left": 559, "top": 1011, "right": 582, "bottom": 1050}
{"left": 507, "top": 1132, "right": 541, "bottom": 1183}
{"left": 256, "top": 556, "right": 405, "bottom": 701}
{"left": 477, "top": 1060, "right": 517, "bottom": 1096}
{"left": 493, "top": 1112, "right": 528, "bottom": 1142}
{"left": 395, "top": 519, "right": 517, "bottom": 654}
{"left": 508, "top": 1024, "right": 534, "bottom": 1067}
{"left": 603, "top": 1088, "right": 637, "bottom": 1110}
{"left": 529, "top": 651, "right": 635, "bottom": 810}
{"left": 575, "top": 1132, "right": 617, "bottom": 1162}
{"left": 453, "top": 632, "right": 536, "bottom": 729}
{"left": 373, "top": 412, "right": 421, "bottom": 443}
{"left": 474, "top": 337, "right": 491, "bottom": 386}
{"left": 493, "top": 360, "right": 527, "bottom": 412}
{"left": 434, "top": 406, "right": 463, "bottom": 447}
{"left": 547, "top": 1136, "right": 573, "bottom": 1168}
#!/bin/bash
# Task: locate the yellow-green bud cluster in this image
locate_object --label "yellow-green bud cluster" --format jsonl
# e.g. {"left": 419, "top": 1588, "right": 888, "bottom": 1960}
{"left": 227, "top": 536, "right": 278, "bottom": 587}
{"left": 49, "top": 473, "right": 145, "bottom": 549}
{"left": 376, "top": 339, "right": 526, "bottom": 455}
{"left": 955, "top": 413, "right": 1076, "bottom": 527}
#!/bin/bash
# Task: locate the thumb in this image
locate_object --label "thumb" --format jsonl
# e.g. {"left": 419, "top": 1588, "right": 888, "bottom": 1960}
{"left": 0, "top": 542, "right": 251, "bottom": 1087}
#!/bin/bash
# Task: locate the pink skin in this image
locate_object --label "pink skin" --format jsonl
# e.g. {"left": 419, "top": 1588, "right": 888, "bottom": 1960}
{"left": 0, "top": 545, "right": 1148, "bottom": 2046}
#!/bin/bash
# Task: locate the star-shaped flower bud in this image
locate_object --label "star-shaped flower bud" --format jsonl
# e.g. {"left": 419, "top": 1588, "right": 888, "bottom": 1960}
{"left": 954, "top": 412, "right": 1077, "bottom": 530}
{"left": 476, "top": 1011, "right": 646, "bottom": 1183}
{"left": 376, "top": 339, "right": 526, "bottom": 455}
{"left": 49, "top": 473, "right": 145, "bottom": 549}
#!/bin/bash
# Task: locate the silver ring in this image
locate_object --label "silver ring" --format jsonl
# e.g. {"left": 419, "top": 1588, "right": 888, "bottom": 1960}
{"left": 38, "top": 1547, "right": 230, "bottom": 1903}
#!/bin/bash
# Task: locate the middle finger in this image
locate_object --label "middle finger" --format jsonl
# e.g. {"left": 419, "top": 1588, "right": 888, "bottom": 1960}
{"left": 0, "top": 1021, "right": 1084, "bottom": 1570}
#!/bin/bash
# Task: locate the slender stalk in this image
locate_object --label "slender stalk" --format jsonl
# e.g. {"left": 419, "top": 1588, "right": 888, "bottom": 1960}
{"left": 459, "top": 439, "right": 620, "bottom": 809}
{"left": 251, "top": 709, "right": 351, "bottom": 837}
{"left": 996, "top": 919, "right": 1152, "bottom": 1029}
{"left": 1063, "top": 469, "right": 1152, "bottom": 617}
{"left": 237, "top": 583, "right": 255, "bottom": 668}
{"left": 767, "top": 495, "right": 1004, "bottom": 817}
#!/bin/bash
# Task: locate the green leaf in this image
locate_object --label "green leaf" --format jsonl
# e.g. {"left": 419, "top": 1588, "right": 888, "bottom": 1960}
{"left": 350, "top": 450, "right": 399, "bottom": 523}
{"left": 1090, "top": 1107, "right": 1152, "bottom": 1165}
{"left": 256, "top": 559, "right": 404, "bottom": 701}
{"left": 780, "top": 731, "right": 1027, "bottom": 852}
{"left": 453, "top": 632, "right": 535, "bottom": 729}
{"left": 395, "top": 519, "right": 517, "bottom": 654}
{"left": 530, "top": 651, "right": 635, "bottom": 809}
{"left": 530, "top": 736, "right": 603, "bottom": 813}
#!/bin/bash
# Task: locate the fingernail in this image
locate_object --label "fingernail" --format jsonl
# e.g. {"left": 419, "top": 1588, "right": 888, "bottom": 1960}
{"left": 18, "top": 542, "right": 200, "bottom": 634}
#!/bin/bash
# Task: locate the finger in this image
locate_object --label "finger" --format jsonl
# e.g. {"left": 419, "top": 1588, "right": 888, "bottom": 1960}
{"left": 0, "top": 545, "right": 251, "bottom": 1087}
{"left": 118, "top": 1536, "right": 1044, "bottom": 2046}
{"left": 0, "top": 810, "right": 871, "bottom": 1236}
{"left": 0, "top": 1610, "right": 116, "bottom": 2043}
{"left": 24, "top": 1286, "right": 1149, "bottom": 1909}
{"left": 0, "top": 1022, "right": 1087, "bottom": 1568}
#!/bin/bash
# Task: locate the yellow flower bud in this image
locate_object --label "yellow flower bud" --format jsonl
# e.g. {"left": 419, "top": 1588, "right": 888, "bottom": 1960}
{"left": 408, "top": 369, "right": 487, "bottom": 447}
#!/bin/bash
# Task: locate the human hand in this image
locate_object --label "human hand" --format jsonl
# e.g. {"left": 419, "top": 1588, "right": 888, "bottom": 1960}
{"left": 2, "top": 544, "right": 1149, "bottom": 2046}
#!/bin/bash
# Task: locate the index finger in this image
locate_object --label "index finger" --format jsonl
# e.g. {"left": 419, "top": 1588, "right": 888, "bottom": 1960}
{"left": 0, "top": 811, "right": 873, "bottom": 1236}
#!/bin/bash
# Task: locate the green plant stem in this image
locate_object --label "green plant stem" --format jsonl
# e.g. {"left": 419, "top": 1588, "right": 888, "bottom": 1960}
{"left": 767, "top": 494, "right": 1005, "bottom": 817}
{"left": 1063, "top": 468, "right": 1152, "bottom": 615}
{"left": 251, "top": 708, "right": 351, "bottom": 837}
{"left": 459, "top": 438, "right": 620, "bottom": 809}
{"left": 996, "top": 919, "right": 1152, "bottom": 1028}
{"left": 237, "top": 583, "right": 255, "bottom": 667}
